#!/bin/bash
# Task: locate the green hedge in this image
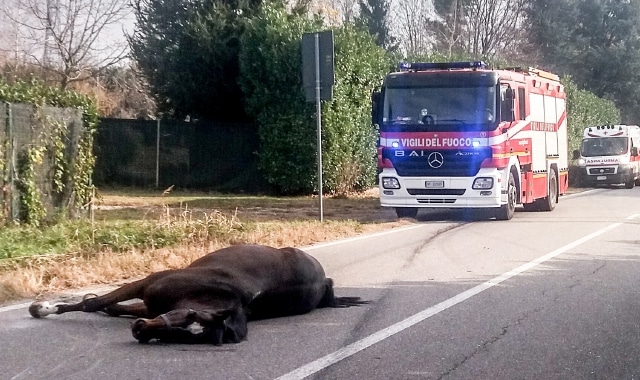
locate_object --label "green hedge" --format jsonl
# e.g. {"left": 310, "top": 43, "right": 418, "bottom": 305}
{"left": 240, "top": 3, "right": 390, "bottom": 194}
{"left": 564, "top": 76, "right": 620, "bottom": 156}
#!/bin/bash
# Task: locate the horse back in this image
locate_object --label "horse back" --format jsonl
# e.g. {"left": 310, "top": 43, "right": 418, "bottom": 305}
{"left": 187, "top": 244, "right": 330, "bottom": 319}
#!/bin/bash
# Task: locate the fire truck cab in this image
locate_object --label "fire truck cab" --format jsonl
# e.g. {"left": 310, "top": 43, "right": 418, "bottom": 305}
{"left": 573, "top": 125, "right": 640, "bottom": 188}
{"left": 372, "top": 61, "right": 569, "bottom": 220}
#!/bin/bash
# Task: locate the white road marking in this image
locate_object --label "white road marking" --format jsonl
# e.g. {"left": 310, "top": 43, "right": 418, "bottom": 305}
{"left": 0, "top": 302, "right": 30, "bottom": 313}
{"left": 302, "top": 224, "right": 428, "bottom": 251}
{"left": 276, "top": 217, "right": 634, "bottom": 380}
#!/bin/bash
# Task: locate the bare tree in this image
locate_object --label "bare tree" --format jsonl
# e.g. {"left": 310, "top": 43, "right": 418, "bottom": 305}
{"left": 83, "top": 63, "right": 156, "bottom": 118}
{"left": 307, "top": 0, "right": 358, "bottom": 25}
{"left": 338, "top": 0, "right": 358, "bottom": 23}
{"left": 2, "top": 0, "right": 130, "bottom": 88}
{"left": 463, "top": 0, "right": 526, "bottom": 57}
{"left": 426, "top": 0, "right": 466, "bottom": 58}
{"left": 0, "top": 0, "right": 22, "bottom": 62}
{"left": 392, "top": 0, "right": 439, "bottom": 57}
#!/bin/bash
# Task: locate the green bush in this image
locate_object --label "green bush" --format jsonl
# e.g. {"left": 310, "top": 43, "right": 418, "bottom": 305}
{"left": 564, "top": 76, "right": 620, "bottom": 156}
{"left": 240, "top": 3, "right": 389, "bottom": 194}
{"left": 322, "top": 25, "right": 390, "bottom": 194}
{"left": 240, "top": 2, "right": 320, "bottom": 194}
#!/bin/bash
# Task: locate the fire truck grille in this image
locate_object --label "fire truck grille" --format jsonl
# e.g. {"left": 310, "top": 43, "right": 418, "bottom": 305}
{"left": 588, "top": 167, "right": 616, "bottom": 175}
{"left": 384, "top": 148, "right": 492, "bottom": 177}
{"left": 407, "top": 189, "right": 466, "bottom": 196}
{"left": 417, "top": 198, "right": 456, "bottom": 204}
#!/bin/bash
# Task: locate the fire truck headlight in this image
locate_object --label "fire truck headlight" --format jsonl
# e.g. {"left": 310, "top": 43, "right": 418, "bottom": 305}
{"left": 619, "top": 156, "right": 630, "bottom": 164}
{"left": 472, "top": 177, "right": 493, "bottom": 189}
{"left": 578, "top": 158, "right": 586, "bottom": 166}
{"left": 382, "top": 177, "right": 401, "bottom": 189}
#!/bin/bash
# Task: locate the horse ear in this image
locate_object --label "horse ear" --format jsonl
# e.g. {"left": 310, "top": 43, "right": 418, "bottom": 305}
{"left": 215, "top": 309, "right": 234, "bottom": 320}
{"left": 196, "top": 309, "right": 233, "bottom": 324}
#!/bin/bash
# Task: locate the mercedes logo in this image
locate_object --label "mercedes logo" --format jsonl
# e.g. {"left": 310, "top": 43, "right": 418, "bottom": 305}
{"left": 428, "top": 152, "right": 444, "bottom": 168}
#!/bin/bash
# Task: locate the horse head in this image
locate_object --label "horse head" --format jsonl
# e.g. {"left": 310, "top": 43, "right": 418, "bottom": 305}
{"left": 131, "top": 308, "right": 247, "bottom": 345}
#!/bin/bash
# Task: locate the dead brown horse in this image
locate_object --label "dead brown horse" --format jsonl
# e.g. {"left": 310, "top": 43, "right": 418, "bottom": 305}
{"left": 28, "top": 244, "right": 367, "bottom": 344}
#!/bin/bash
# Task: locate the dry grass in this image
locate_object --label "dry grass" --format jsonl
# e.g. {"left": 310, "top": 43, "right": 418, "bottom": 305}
{"left": 0, "top": 188, "right": 408, "bottom": 305}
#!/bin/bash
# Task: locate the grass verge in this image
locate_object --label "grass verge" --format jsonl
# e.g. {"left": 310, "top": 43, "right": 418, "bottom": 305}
{"left": 0, "top": 188, "right": 407, "bottom": 305}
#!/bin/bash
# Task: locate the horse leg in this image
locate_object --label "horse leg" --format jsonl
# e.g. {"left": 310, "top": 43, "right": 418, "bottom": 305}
{"left": 29, "top": 277, "right": 151, "bottom": 318}
{"left": 103, "top": 301, "right": 148, "bottom": 318}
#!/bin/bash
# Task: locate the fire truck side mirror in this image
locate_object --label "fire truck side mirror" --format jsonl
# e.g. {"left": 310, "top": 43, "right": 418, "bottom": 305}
{"left": 501, "top": 88, "right": 516, "bottom": 122}
{"left": 632, "top": 147, "right": 638, "bottom": 156}
{"left": 505, "top": 88, "right": 515, "bottom": 101}
{"left": 572, "top": 150, "right": 581, "bottom": 159}
{"left": 372, "top": 91, "right": 382, "bottom": 126}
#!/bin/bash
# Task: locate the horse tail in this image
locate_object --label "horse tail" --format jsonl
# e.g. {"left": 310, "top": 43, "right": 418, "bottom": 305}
{"left": 331, "top": 296, "right": 371, "bottom": 308}
{"left": 318, "top": 278, "right": 371, "bottom": 308}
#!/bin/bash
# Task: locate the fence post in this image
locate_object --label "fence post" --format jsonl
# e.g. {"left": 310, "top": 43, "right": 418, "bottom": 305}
{"left": 5, "top": 102, "right": 18, "bottom": 222}
{"left": 156, "top": 118, "right": 160, "bottom": 188}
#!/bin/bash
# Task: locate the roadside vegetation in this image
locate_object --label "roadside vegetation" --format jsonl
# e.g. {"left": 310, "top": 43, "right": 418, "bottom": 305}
{"left": 0, "top": 188, "right": 407, "bottom": 305}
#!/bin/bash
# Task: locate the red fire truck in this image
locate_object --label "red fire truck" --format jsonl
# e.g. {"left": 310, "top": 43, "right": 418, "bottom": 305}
{"left": 372, "top": 61, "right": 569, "bottom": 220}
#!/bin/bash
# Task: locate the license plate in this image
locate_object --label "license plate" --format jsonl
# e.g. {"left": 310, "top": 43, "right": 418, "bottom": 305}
{"left": 425, "top": 180, "right": 444, "bottom": 188}
{"left": 597, "top": 176, "right": 607, "bottom": 180}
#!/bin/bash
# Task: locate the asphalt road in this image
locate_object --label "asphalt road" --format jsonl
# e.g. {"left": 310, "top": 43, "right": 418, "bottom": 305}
{"left": 1, "top": 187, "right": 639, "bottom": 380}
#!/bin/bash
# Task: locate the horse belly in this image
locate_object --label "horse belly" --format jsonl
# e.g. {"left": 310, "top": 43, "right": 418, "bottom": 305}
{"left": 247, "top": 280, "right": 327, "bottom": 320}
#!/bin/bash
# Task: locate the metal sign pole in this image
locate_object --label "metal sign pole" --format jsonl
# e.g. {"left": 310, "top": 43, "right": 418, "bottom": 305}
{"left": 314, "top": 33, "right": 324, "bottom": 222}
{"left": 302, "top": 31, "right": 333, "bottom": 222}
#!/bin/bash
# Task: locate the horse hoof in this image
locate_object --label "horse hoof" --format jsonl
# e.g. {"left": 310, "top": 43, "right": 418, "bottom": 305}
{"left": 132, "top": 319, "right": 152, "bottom": 343}
{"left": 28, "top": 302, "right": 44, "bottom": 318}
{"left": 29, "top": 301, "right": 58, "bottom": 318}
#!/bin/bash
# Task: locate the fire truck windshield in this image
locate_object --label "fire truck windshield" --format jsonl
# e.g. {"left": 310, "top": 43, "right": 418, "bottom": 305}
{"left": 381, "top": 85, "right": 497, "bottom": 132}
{"left": 581, "top": 137, "right": 628, "bottom": 157}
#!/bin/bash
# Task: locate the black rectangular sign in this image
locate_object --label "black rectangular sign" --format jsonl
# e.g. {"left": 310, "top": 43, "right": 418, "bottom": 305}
{"left": 302, "top": 31, "right": 334, "bottom": 102}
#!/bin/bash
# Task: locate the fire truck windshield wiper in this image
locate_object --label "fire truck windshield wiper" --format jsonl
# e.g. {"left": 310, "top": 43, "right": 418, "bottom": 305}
{"left": 437, "top": 119, "right": 468, "bottom": 125}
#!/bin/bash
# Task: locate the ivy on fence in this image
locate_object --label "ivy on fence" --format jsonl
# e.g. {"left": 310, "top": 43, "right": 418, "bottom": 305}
{"left": 0, "top": 79, "right": 99, "bottom": 226}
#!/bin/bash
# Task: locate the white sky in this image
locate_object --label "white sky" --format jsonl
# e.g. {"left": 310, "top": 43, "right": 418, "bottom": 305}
{"left": 0, "top": 0, "right": 135, "bottom": 63}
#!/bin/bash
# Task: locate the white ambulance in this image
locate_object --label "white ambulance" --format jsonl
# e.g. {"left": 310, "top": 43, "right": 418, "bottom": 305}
{"left": 573, "top": 125, "right": 640, "bottom": 188}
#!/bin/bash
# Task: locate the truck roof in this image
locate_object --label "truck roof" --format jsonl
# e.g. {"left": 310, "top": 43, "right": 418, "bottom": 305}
{"left": 583, "top": 125, "right": 640, "bottom": 138}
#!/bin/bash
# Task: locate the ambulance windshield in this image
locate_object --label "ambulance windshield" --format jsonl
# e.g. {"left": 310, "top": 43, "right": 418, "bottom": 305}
{"left": 381, "top": 85, "right": 498, "bottom": 132}
{"left": 580, "top": 137, "right": 628, "bottom": 157}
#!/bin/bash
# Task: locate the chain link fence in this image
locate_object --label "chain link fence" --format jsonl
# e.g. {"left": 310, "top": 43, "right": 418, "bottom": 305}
{"left": 94, "top": 119, "right": 264, "bottom": 191}
{"left": 0, "top": 102, "right": 84, "bottom": 223}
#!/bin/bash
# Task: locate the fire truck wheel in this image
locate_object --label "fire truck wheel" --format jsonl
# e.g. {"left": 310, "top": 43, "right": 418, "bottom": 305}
{"left": 625, "top": 177, "right": 635, "bottom": 189}
{"left": 538, "top": 169, "right": 558, "bottom": 211}
{"left": 496, "top": 172, "right": 516, "bottom": 220}
{"left": 395, "top": 207, "right": 418, "bottom": 219}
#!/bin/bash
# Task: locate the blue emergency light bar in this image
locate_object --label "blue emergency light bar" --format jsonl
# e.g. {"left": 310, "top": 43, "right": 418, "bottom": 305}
{"left": 399, "top": 61, "right": 487, "bottom": 71}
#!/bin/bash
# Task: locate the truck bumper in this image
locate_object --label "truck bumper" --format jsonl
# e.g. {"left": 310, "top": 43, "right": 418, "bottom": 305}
{"left": 378, "top": 169, "right": 503, "bottom": 209}
{"left": 579, "top": 166, "right": 636, "bottom": 186}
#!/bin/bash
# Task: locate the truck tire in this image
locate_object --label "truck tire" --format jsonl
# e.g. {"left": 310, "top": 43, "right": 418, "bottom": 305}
{"left": 396, "top": 207, "right": 418, "bottom": 219}
{"left": 496, "top": 171, "right": 516, "bottom": 220}
{"left": 625, "top": 177, "right": 635, "bottom": 189}
{"left": 538, "top": 169, "right": 558, "bottom": 211}
{"left": 522, "top": 201, "right": 539, "bottom": 212}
